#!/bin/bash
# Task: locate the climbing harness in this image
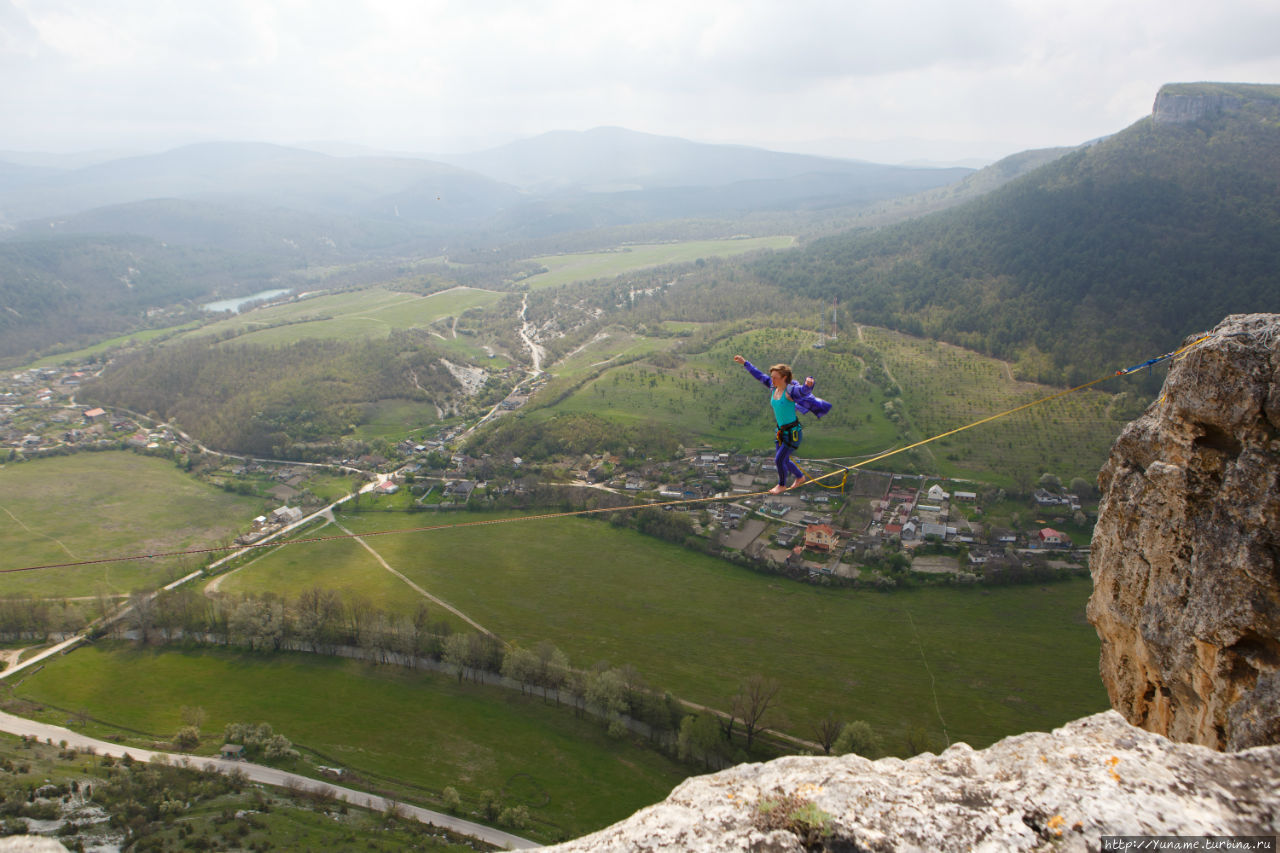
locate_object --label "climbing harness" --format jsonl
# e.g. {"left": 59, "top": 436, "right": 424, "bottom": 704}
{"left": 775, "top": 420, "right": 802, "bottom": 450}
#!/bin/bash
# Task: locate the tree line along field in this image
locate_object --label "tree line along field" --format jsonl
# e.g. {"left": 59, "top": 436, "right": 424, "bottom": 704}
{"left": 11, "top": 642, "right": 691, "bottom": 844}
{"left": 216, "top": 508, "right": 1109, "bottom": 752}
{"left": 0, "top": 452, "right": 260, "bottom": 598}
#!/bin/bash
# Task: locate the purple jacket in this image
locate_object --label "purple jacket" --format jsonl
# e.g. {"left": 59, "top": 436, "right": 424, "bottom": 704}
{"left": 741, "top": 360, "right": 832, "bottom": 419}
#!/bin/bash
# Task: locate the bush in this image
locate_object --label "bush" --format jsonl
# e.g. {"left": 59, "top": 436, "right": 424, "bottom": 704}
{"left": 173, "top": 726, "right": 200, "bottom": 751}
{"left": 498, "top": 804, "right": 530, "bottom": 830}
{"left": 833, "top": 720, "right": 881, "bottom": 758}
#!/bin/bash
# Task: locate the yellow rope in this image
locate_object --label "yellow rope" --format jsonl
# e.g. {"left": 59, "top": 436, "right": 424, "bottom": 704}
{"left": 6, "top": 335, "right": 1213, "bottom": 573}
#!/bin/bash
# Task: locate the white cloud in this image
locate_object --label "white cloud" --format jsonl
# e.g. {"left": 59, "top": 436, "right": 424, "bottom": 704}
{"left": 1, "top": 0, "right": 1279, "bottom": 161}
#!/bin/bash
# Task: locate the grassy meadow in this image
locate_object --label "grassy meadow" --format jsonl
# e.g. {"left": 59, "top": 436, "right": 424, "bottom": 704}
{"left": 218, "top": 508, "right": 1110, "bottom": 752}
{"left": 12, "top": 642, "right": 692, "bottom": 843}
{"left": 24, "top": 321, "right": 203, "bottom": 369}
{"left": 860, "top": 326, "right": 1140, "bottom": 484}
{"left": 180, "top": 286, "right": 504, "bottom": 348}
{"left": 540, "top": 323, "right": 1133, "bottom": 483}
{"left": 0, "top": 452, "right": 261, "bottom": 597}
{"left": 524, "top": 237, "right": 796, "bottom": 290}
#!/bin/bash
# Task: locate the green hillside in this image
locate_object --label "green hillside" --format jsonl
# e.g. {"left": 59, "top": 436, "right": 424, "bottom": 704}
{"left": 81, "top": 332, "right": 474, "bottom": 457}
{"left": 755, "top": 82, "right": 1280, "bottom": 386}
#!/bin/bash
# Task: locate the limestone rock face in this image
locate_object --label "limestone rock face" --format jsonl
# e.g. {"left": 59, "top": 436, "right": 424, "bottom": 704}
{"left": 1088, "top": 313, "right": 1280, "bottom": 750}
{"left": 1152, "top": 90, "right": 1245, "bottom": 124}
{"left": 545, "top": 712, "right": 1279, "bottom": 852}
{"left": 1151, "top": 84, "right": 1280, "bottom": 125}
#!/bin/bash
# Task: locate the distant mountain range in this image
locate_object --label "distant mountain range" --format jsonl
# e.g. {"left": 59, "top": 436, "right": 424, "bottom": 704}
{"left": 755, "top": 82, "right": 1280, "bottom": 383}
{"left": 0, "top": 129, "right": 975, "bottom": 361}
{"left": 0, "top": 142, "right": 521, "bottom": 225}
{"left": 0, "top": 130, "right": 970, "bottom": 229}
{"left": 434, "top": 126, "right": 969, "bottom": 193}
{"left": 9, "top": 82, "right": 1274, "bottom": 372}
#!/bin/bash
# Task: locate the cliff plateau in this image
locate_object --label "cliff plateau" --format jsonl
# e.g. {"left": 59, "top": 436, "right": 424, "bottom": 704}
{"left": 547, "top": 315, "right": 1280, "bottom": 852}
{"left": 1152, "top": 82, "right": 1280, "bottom": 124}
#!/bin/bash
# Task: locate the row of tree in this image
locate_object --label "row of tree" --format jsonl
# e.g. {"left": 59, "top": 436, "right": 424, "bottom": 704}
{"left": 119, "top": 586, "right": 891, "bottom": 769}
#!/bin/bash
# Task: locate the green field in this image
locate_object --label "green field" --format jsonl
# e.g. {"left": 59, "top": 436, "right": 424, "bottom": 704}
{"left": 13, "top": 643, "right": 691, "bottom": 842}
{"left": 550, "top": 326, "right": 910, "bottom": 459}
{"left": 524, "top": 237, "right": 796, "bottom": 290}
{"left": 861, "top": 327, "right": 1138, "bottom": 484}
{"left": 219, "top": 508, "right": 1110, "bottom": 752}
{"left": 548, "top": 327, "right": 670, "bottom": 379}
{"left": 540, "top": 323, "right": 1132, "bottom": 482}
{"left": 346, "top": 398, "right": 447, "bottom": 442}
{"left": 0, "top": 452, "right": 261, "bottom": 597}
{"left": 24, "top": 321, "right": 204, "bottom": 369}
{"left": 181, "top": 287, "right": 504, "bottom": 347}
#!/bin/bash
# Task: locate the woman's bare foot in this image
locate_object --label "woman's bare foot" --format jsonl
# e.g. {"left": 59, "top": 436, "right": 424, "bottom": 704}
{"left": 788, "top": 476, "right": 808, "bottom": 489}
{"left": 768, "top": 484, "right": 786, "bottom": 495}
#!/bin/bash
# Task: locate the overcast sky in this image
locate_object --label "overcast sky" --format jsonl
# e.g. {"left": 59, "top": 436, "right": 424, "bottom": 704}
{"left": 3, "top": 0, "right": 1279, "bottom": 165}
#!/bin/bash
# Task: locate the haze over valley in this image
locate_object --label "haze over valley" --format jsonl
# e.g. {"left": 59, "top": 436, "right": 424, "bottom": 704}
{"left": 2, "top": 2, "right": 1279, "bottom": 846}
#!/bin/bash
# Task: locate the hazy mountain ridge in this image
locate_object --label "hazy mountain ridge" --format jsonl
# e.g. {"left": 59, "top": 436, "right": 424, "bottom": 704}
{"left": 437, "top": 125, "right": 969, "bottom": 192}
{"left": 1, "top": 131, "right": 970, "bottom": 227}
{"left": 755, "top": 82, "right": 1280, "bottom": 384}
{"left": 0, "top": 141, "right": 520, "bottom": 224}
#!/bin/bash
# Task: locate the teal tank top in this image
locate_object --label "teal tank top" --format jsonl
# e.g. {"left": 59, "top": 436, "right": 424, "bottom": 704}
{"left": 770, "top": 389, "right": 798, "bottom": 426}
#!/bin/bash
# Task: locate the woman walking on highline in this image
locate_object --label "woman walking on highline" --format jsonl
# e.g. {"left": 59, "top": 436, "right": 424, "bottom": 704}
{"left": 734, "top": 355, "right": 831, "bottom": 495}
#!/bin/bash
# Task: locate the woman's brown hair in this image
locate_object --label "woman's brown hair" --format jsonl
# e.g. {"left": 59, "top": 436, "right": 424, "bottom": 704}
{"left": 768, "top": 363, "right": 793, "bottom": 383}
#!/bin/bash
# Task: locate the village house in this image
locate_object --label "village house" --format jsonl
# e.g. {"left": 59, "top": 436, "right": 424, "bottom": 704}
{"left": 922, "top": 521, "right": 948, "bottom": 540}
{"left": 991, "top": 528, "right": 1019, "bottom": 545}
{"left": 805, "top": 523, "right": 839, "bottom": 552}
{"left": 968, "top": 547, "right": 997, "bottom": 565}
{"left": 926, "top": 484, "right": 949, "bottom": 502}
{"left": 762, "top": 501, "right": 790, "bottom": 518}
{"left": 444, "top": 480, "right": 477, "bottom": 500}
{"left": 83, "top": 407, "right": 107, "bottom": 423}
{"left": 270, "top": 506, "right": 304, "bottom": 525}
{"left": 1034, "top": 489, "right": 1072, "bottom": 507}
{"left": 774, "top": 525, "right": 801, "bottom": 546}
{"left": 1038, "top": 527, "right": 1070, "bottom": 547}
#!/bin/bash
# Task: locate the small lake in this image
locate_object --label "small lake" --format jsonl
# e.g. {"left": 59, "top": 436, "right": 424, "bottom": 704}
{"left": 202, "top": 288, "right": 291, "bottom": 314}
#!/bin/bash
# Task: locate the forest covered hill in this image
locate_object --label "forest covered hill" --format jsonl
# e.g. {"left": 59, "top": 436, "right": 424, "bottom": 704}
{"left": 753, "top": 83, "right": 1280, "bottom": 384}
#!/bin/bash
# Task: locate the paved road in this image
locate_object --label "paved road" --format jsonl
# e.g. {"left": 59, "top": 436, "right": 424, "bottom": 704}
{"left": 0, "top": 710, "right": 538, "bottom": 850}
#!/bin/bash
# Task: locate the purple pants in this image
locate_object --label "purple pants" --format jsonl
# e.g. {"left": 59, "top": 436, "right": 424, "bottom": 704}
{"left": 775, "top": 442, "right": 803, "bottom": 486}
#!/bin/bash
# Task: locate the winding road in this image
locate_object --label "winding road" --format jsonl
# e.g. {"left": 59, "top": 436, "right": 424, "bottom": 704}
{"left": 0, "top": 709, "right": 537, "bottom": 849}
